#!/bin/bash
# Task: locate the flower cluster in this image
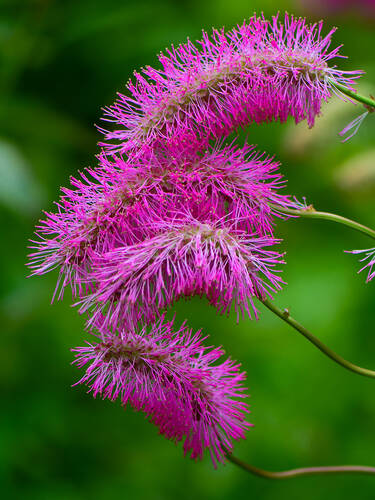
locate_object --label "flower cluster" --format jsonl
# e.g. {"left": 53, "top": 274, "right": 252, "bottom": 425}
{"left": 29, "top": 143, "right": 290, "bottom": 302}
{"left": 73, "top": 316, "right": 251, "bottom": 466}
{"left": 100, "top": 13, "right": 360, "bottom": 156}
{"left": 28, "top": 13, "right": 359, "bottom": 465}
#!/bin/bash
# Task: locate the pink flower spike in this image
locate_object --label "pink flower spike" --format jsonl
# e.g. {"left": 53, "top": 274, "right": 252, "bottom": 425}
{"left": 27, "top": 142, "right": 293, "bottom": 301}
{"left": 72, "top": 316, "right": 205, "bottom": 408}
{"left": 27, "top": 164, "right": 153, "bottom": 300}
{"left": 72, "top": 316, "right": 251, "bottom": 466}
{"left": 78, "top": 216, "right": 285, "bottom": 330}
{"left": 99, "top": 141, "right": 295, "bottom": 236}
{"left": 100, "top": 13, "right": 362, "bottom": 156}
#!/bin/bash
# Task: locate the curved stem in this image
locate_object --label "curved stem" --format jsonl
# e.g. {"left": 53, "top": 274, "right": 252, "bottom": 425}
{"left": 260, "top": 298, "right": 375, "bottom": 379}
{"left": 270, "top": 203, "right": 375, "bottom": 240}
{"left": 227, "top": 454, "right": 375, "bottom": 479}
{"left": 333, "top": 83, "right": 375, "bottom": 111}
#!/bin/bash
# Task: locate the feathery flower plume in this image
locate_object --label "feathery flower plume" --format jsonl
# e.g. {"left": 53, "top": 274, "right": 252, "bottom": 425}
{"left": 72, "top": 316, "right": 251, "bottom": 466}
{"left": 101, "top": 142, "right": 294, "bottom": 234}
{"left": 79, "top": 216, "right": 284, "bottom": 329}
{"left": 27, "top": 165, "right": 152, "bottom": 300}
{"left": 347, "top": 247, "right": 375, "bottom": 282}
{"left": 101, "top": 13, "right": 361, "bottom": 155}
{"left": 28, "top": 143, "right": 292, "bottom": 300}
{"left": 72, "top": 316, "right": 204, "bottom": 407}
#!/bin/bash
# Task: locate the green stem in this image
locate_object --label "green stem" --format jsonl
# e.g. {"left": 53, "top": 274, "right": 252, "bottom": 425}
{"left": 270, "top": 203, "right": 375, "bottom": 240}
{"left": 227, "top": 454, "right": 375, "bottom": 479}
{"left": 260, "top": 298, "right": 375, "bottom": 379}
{"left": 333, "top": 82, "right": 375, "bottom": 111}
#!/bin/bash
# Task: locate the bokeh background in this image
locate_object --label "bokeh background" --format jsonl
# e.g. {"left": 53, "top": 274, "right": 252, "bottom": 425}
{"left": 1, "top": 0, "right": 375, "bottom": 498}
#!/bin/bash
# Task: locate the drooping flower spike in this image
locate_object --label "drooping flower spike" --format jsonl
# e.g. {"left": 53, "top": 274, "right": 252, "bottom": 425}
{"left": 27, "top": 153, "right": 207, "bottom": 301}
{"left": 101, "top": 142, "right": 295, "bottom": 235}
{"left": 72, "top": 316, "right": 204, "bottom": 407}
{"left": 101, "top": 13, "right": 361, "bottom": 155}
{"left": 27, "top": 165, "right": 153, "bottom": 300}
{"left": 26, "top": 5, "right": 375, "bottom": 475}
{"left": 78, "top": 215, "right": 285, "bottom": 330}
{"left": 28, "top": 143, "right": 292, "bottom": 301}
{"left": 72, "top": 315, "right": 251, "bottom": 466}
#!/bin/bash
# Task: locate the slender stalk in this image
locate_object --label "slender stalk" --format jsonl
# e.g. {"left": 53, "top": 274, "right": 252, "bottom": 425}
{"left": 227, "top": 454, "right": 375, "bottom": 479}
{"left": 333, "top": 82, "right": 375, "bottom": 111}
{"left": 260, "top": 298, "right": 375, "bottom": 379}
{"left": 270, "top": 203, "right": 375, "bottom": 240}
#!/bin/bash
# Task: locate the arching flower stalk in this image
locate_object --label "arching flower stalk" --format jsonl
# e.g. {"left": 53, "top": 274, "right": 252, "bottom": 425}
{"left": 78, "top": 216, "right": 284, "bottom": 330}
{"left": 72, "top": 316, "right": 251, "bottom": 466}
{"left": 101, "top": 13, "right": 361, "bottom": 155}
{"left": 72, "top": 316, "right": 204, "bottom": 406}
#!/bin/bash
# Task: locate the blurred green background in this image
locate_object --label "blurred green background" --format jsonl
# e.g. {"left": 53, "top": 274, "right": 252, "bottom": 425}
{"left": 1, "top": 0, "right": 374, "bottom": 498}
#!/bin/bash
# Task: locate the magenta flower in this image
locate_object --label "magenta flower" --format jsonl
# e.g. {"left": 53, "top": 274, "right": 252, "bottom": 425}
{"left": 101, "top": 142, "right": 294, "bottom": 235}
{"left": 348, "top": 247, "right": 375, "bottom": 282}
{"left": 72, "top": 316, "right": 251, "bottom": 466}
{"left": 72, "top": 316, "right": 204, "bottom": 407}
{"left": 100, "top": 13, "right": 361, "bottom": 155}
{"left": 27, "top": 165, "right": 152, "bottom": 300}
{"left": 79, "top": 216, "right": 284, "bottom": 329}
{"left": 29, "top": 10, "right": 363, "bottom": 470}
{"left": 28, "top": 143, "right": 292, "bottom": 300}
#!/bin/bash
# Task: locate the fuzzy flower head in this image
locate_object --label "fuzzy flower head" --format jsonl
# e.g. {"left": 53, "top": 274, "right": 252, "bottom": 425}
{"left": 101, "top": 13, "right": 361, "bottom": 155}
{"left": 27, "top": 165, "right": 155, "bottom": 301}
{"left": 79, "top": 215, "right": 285, "bottom": 330}
{"left": 101, "top": 142, "right": 294, "bottom": 234}
{"left": 72, "top": 316, "right": 251, "bottom": 466}
{"left": 28, "top": 142, "right": 291, "bottom": 301}
{"left": 72, "top": 316, "right": 205, "bottom": 407}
